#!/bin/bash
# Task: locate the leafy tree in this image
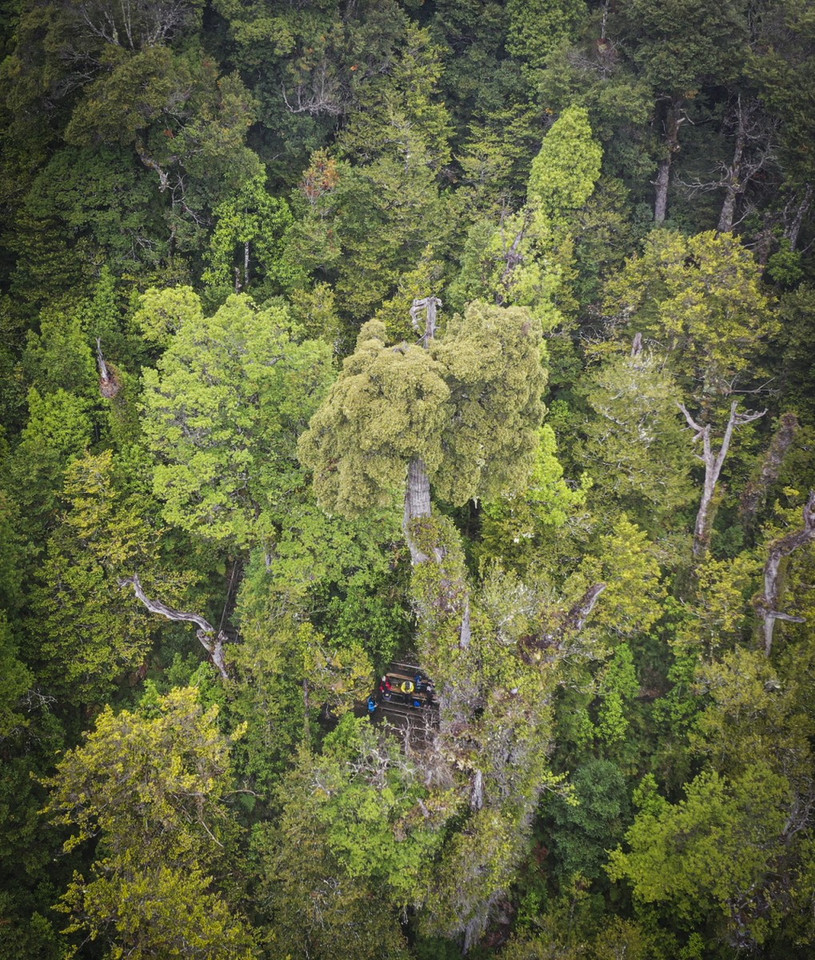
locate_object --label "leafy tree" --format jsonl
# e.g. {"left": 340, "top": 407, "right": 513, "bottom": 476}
{"left": 253, "top": 739, "right": 413, "bottom": 960}
{"left": 202, "top": 173, "right": 300, "bottom": 304}
{"left": 577, "top": 348, "right": 694, "bottom": 529}
{"left": 28, "top": 450, "right": 159, "bottom": 701}
{"left": 299, "top": 302, "right": 546, "bottom": 547}
{"left": 290, "top": 21, "right": 454, "bottom": 323}
{"left": 607, "top": 764, "right": 796, "bottom": 950}
{"left": 43, "top": 685, "right": 257, "bottom": 958}
{"left": 450, "top": 105, "right": 602, "bottom": 330}
{"left": 142, "top": 292, "right": 334, "bottom": 550}
{"left": 604, "top": 229, "right": 778, "bottom": 405}
{"left": 544, "top": 757, "right": 630, "bottom": 883}
{"left": 7, "top": 386, "right": 94, "bottom": 547}
{"left": 506, "top": 0, "right": 589, "bottom": 76}
{"left": 477, "top": 425, "right": 591, "bottom": 574}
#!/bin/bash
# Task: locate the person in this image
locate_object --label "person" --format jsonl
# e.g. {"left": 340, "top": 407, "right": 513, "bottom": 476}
{"left": 367, "top": 696, "right": 378, "bottom": 715}
{"left": 379, "top": 675, "right": 393, "bottom": 697}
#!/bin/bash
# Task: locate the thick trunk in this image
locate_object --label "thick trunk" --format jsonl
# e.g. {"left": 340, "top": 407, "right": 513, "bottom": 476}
{"left": 740, "top": 413, "right": 799, "bottom": 524}
{"left": 654, "top": 157, "right": 671, "bottom": 223}
{"left": 654, "top": 100, "right": 683, "bottom": 223}
{"left": 758, "top": 490, "right": 815, "bottom": 655}
{"left": 718, "top": 99, "right": 747, "bottom": 233}
{"left": 783, "top": 183, "right": 813, "bottom": 251}
{"left": 403, "top": 456, "right": 432, "bottom": 565}
{"left": 718, "top": 177, "right": 741, "bottom": 234}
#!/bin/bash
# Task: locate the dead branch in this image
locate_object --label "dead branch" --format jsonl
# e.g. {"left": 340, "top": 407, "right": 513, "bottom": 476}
{"left": 680, "top": 401, "right": 766, "bottom": 558}
{"left": 96, "top": 339, "right": 121, "bottom": 399}
{"left": 119, "top": 573, "right": 229, "bottom": 679}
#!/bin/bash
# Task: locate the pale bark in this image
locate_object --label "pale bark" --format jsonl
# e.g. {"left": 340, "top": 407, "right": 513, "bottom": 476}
{"left": 403, "top": 296, "right": 442, "bottom": 564}
{"left": 654, "top": 157, "right": 671, "bottom": 224}
{"left": 459, "top": 596, "right": 471, "bottom": 650}
{"left": 680, "top": 401, "right": 766, "bottom": 559}
{"left": 654, "top": 100, "right": 685, "bottom": 223}
{"left": 403, "top": 456, "right": 432, "bottom": 565}
{"left": 410, "top": 295, "right": 441, "bottom": 347}
{"left": 782, "top": 183, "right": 813, "bottom": 252}
{"left": 717, "top": 96, "right": 776, "bottom": 233}
{"left": 758, "top": 490, "right": 815, "bottom": 656}
{"left": 120, "top": 573, "right": 230, "bottom": 679}
{"left": 96, "top": 339, "right": 121, "bottom": 399}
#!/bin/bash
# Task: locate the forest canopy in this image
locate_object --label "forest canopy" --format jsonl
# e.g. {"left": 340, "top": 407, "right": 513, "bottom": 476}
{"left": 1, "top": 1, "right": 814, "bottom": 958}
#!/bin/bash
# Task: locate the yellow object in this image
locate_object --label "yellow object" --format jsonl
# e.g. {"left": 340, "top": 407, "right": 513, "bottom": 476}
{"left": 400, "top": 680, "right": 414, "bottom": 693}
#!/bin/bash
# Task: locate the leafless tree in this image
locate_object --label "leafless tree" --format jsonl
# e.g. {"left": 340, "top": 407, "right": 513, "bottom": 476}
{"left": 680, "top": 401, "right": 766, "bottom": 558}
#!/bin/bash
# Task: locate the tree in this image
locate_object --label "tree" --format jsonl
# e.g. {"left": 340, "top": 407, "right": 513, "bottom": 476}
{"left": 450, "top": 105, "right": 602, "bottom": 329}
{"left": 289, "top": 21, "right": 454, "bottom": 324}
{"left": 614, "top": 0, "right": 750, "bottom": 221}
{"left": 43, "top": 685, "right": 257, "bottom": 958}
{"left": 202, "top": 173, "right": 299, "bottom": 303}
{"left": 298, "top": 300, "right": 546, "bottom": 563}
{"left": 604, "top": 229, "right": 778, "bottom": 404}
{"left": 578, "top": 347, "right": 694, "bottom": 529}
{"left": 141, "top": 292, "right": 334, "bottom": 551}
{"left": 679, "top": 400, "right": 767, "bottom": 558}
{"left": 254, "top": 734, "right": 414, "bottom": 960}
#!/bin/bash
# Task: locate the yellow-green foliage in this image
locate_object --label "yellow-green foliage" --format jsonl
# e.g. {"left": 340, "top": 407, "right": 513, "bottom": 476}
{"left": 606, "top": 230, "right": 778, "bottom": 400}
{"left": 300, "top": 301, "right": 547, "bottom": 517}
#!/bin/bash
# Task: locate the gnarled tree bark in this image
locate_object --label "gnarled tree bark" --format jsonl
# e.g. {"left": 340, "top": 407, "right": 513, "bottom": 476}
{"left": 757, "top": 490, "right": 815, "bottom": 656}
{"left": 739, "top": 413, "right": 799, "bottom": 524}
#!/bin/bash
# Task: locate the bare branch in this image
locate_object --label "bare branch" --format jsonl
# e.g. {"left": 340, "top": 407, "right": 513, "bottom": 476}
{"left": 119, "top": 574, "right": 229, "bottom": 679}
{"left": 680, "top": 402, "right": 766, "bottom": 558}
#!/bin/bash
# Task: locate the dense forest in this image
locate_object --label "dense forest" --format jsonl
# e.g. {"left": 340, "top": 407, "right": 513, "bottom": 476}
{"left": 1, "top": 0, "right": 814, "bottom": 957}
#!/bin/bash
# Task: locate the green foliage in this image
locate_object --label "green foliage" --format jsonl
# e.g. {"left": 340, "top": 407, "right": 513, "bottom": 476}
{"left": 202, "top": 174, "right": 300, "bottom": 304}
{"left": 506, "top": 0, "right": 589, "bottom": 75}
{"left": 578, "top": 349, "right": 694, "bottom": 528}
{"left": 300, "top": 301, "right": 547, "bottom": 517}
{"left": 604, "top": 230, "right": 778, "bottom": 401}
{"left": 478, "top": 425, "right": 590, "bottom": 573}
{"left": 132, "top": 284, "right": 204, "bottom": 349}
{"left": 3, "top": 2, "right": 815, "bottom": 956}
{"left": 566, "top": 515, "right": 667, "bottom": 643}
{"left": 0, "top": 612, "right": 32, "bottom": 739}
{"left": 43, "top": 685, "right": 256, "bottom": 957}
{"left": 608, "top": 762, "right": 792, "bottom": 945}
{"left": 544, "top": 758, "right": 630, "bottom": 882}
{"left": 142, "top": 293, "right": 334, "bottom": 548}
{"left": 29, "top": 450, "right": 159, "bottom": 700}
{"left": 254, "top": 750, "right": 412, "bottom": 960}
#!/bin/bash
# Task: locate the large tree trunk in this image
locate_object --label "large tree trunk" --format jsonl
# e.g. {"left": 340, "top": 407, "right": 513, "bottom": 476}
{"left": 758, "top": 490, "right": 815, "bottom": 656}
{"left": 654, "top": 100, "right": 684, "bottom": 223}
{"left": 718, "top": 95, "right": 776, "bottom": 233}
{"left": 404, "top": 456, "right": 432, "bottom": 565}
{"left": 740, "top": 413, "right": 799, "bottom": 524}
{"left": 654, "top": 157, "right": 671, "bottom": 223}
